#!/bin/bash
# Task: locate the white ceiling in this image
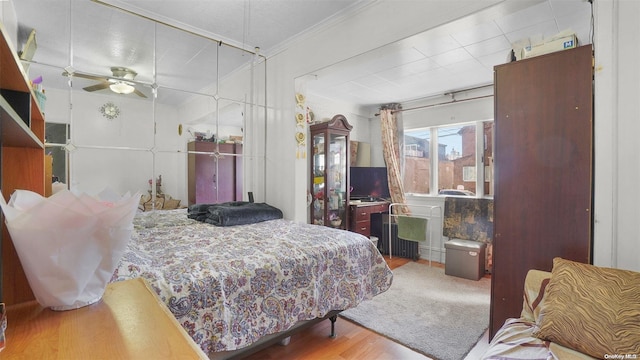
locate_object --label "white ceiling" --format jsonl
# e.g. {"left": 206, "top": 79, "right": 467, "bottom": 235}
{"left": 304, "top": 0, "right": 593, "bottom": 107}
{"left": 11, "top": 0, "right": 592, "bottom": 109}
{"left": 12, "top": 0, "right": 373, "bottom": 105}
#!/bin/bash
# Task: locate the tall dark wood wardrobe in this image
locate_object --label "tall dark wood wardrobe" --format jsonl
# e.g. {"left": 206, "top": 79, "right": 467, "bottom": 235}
{"left": 188, "top": 141, "right": 242, "bottom": 205}
{"left": 490, "top": 45, "right": 593, "bottom": 338}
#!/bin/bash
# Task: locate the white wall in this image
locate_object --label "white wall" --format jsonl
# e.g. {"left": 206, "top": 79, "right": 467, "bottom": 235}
{"left": 41, "top": 0, "right": 639, "bottom": 271}
{"left": 0, "top": 0, "right": 18, "bottom": 50}
{"left": 45, "top": 88, "right": 185, "bottom": 199}
{"left": 250, "top": 0, "right": 638, "bottom": 271}
{"left": 44, "top": 86, "right": 247, "bottom": 205}
{"left": 302, "top": 91, "right": 384, "bottom": 166}
{"left": 402, "top": 87, "right": 494, "bottom": 129}
{"left": 256, "top": 0, "right": 504, "bottom": 221}
{"left": 593, "top": 0, "right": 640, "bottom": 271}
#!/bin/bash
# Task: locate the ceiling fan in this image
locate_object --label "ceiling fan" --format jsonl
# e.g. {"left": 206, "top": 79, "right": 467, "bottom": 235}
{"left": 63, "top": 66, "right": 147, "bottom": 98}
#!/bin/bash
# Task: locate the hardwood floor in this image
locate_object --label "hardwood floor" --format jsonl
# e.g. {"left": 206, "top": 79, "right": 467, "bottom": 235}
{"left": 244, "top": 256, "right": 491, "bottom": 360}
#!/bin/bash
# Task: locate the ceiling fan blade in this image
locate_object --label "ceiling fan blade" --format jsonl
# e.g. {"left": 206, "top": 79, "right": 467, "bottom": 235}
{"left": 133, "top": 88, "right": 148, "bottom": 98}
{"left": 63, "top": 70, "right": 108, "bottom": 82}
{"left": 83, "top": 82, "right": 110, "bottom": 92}
{"left": 64, "top": 67, "right": 147, "bottom": 97}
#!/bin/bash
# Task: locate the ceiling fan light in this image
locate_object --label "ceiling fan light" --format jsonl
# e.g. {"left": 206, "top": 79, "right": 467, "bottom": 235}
{"left": 109, "top": 82, "right": 135, "bottom": 94}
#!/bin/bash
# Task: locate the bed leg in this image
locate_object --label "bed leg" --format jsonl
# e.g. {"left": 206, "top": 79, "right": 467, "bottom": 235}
{"left": 279, "top": 336, "right": 291, "bottom": 346}
{"left": 329, "top": 315, "right": 337, "bottom": 338}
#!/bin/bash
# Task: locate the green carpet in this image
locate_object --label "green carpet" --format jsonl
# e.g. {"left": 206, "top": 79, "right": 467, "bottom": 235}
{"left": 341, "top": 262, "right": 490, "bottom": 360}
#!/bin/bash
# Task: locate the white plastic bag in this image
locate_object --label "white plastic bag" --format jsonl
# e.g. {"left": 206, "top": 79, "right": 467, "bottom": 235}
{"left": 0, "top": 188, "right": 140, "bottom": 311}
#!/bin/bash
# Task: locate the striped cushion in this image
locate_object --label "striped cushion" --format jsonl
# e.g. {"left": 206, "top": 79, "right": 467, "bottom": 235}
{"left": 532, "top": 257, "right": 640, "bottom": 358}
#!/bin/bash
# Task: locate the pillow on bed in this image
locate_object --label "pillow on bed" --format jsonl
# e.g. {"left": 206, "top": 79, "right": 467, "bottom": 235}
{"left": 532, "top": 257, "right": 640, "bottom": 358}
{"left": 139, "top": 193, "right": 151, "bottom": 211}
{"left": 163, "top": 197, "right": 181, "bottom": 210}
{"left": 206, "top": 202, "right": 283, "bottom": 226}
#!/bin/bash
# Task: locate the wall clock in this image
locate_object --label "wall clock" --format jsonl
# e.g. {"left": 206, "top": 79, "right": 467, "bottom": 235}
{"left": 100, "top": 102, "right": 120, "bottom": 120}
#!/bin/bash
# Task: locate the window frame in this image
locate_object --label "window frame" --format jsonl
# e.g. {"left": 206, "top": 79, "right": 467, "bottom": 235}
{"left": 403, "top": 119, "right": 493, "bottom": 198}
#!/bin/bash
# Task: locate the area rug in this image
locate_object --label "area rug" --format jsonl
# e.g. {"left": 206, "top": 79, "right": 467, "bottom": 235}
{"left": 340, "top": 262, "right": 490, "bottom": 360}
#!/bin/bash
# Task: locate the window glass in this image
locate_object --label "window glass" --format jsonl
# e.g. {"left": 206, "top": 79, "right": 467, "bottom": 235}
{"left": 404, "top": 129, "right": 430, "bottom": 194}
{"left": 483, "top": 121, "right": 494, "bottom": 196}
{"left": 403, "top": 120, "right": 492, "bottom": 197}
{"left": 45, "top": 123, "right": 70, "bottom": 184}
{"left": 437, "top": 124, "right": 475, "bottom": 195}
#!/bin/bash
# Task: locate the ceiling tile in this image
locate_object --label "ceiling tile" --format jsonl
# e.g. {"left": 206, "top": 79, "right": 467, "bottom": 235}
{"left": 403, "top": 57, "right": 441, "bottom": 75}
{"left": 443, "top": 58, "right": 487, "bottom": 76}
{"left": 450, "top": 21, "right": 504, "bottom": 46}
{"left": 495, "top": 1, "right": 554, "bottom": 34}
{"left": 412, "top": 35, "right": 462, "bottom": 57}
{"left": 353, "top": 74, "right": 395, "bottom": 88}
{"left": 504, "top": 19, "right": 559, "bottom": 45}
{"left": 477, "top": 50, "right": 511, "bottom": 69}
{"left": 14, "top": 0, "right": 594, "bottom": 108}
{"left": 549, "top": 0, "right": 592, "bottom": 18}
{"left": 431, "top": 48, "right": 474, "bottom": 67}
{"left": 361, "top": 47, "right": 427, "bottom": 74}
{"left": 556, "top": 9, "right": 593, "bottom": 44}
{"left": 464, "top": 35, "right": 512, "bottom": 58}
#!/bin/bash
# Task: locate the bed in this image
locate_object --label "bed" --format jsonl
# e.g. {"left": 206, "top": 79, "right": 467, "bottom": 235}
{"left": 110, "top": 208, "right": 393, "bottom": 357}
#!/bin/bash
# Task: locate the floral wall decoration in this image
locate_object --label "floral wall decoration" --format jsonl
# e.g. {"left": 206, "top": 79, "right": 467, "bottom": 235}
{"left": 295, "top": 92, "right": 314, "bottom": 159}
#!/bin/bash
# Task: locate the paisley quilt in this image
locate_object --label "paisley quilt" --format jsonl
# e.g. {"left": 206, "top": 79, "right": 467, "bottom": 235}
{"left": 111, "top": 209, "right": 393, "bottom": 354}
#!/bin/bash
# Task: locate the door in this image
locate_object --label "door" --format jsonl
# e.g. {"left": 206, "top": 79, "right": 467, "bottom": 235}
{"left": 188, "top": 141, "right": 241, "bottom": 204}
{"left": 214, "top": 143, "right": 236, "bottom": 203}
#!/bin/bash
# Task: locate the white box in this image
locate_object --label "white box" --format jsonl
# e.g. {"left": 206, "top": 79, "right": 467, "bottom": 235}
{"left": 522, "top": 34, "right": 577, "bottom": 59}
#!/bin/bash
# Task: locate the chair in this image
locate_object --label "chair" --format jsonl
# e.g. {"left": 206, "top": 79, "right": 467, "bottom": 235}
{"left": 397, "top": 215, "right": 428, "bottom": 243}
{"left": 388, "top": 203, "right": 441, "bottom": 266}
{"left": 396, "top": 215, "right": 429, "bottom": 263}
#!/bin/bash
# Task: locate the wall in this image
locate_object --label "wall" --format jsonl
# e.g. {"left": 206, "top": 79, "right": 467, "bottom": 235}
{"left": 251, "top": 0, "right": 638, "bottom": 271}
{"left": 37, "top": 0, "right": 638, "bottom": 270}
{"left": 0, "top": 0, "right": 18, "bottom": 49}
{"left": 402, "top": 87, "right": 494, "bottom": 129}
{"left": 300, "top": 87, "right": 495, "bottom": 263}
{"left": 44, "top": 87, "right": 244, "bottom": 205}
{"left": 593, "top": 0, "right": 640, "bottom": 271}
{"left": 301, "top": 91, "right": 384, "bottom": 166}
{"left": 252, "top": 0, "right": 504, "bottom": 221}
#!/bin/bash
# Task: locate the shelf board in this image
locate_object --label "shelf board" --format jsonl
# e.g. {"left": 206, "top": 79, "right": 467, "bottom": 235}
{"left": 1, "top": 95, "right": 43, "bottom": 148}
{"left": 0, "top": 23, "right": 45, "bottom": 130}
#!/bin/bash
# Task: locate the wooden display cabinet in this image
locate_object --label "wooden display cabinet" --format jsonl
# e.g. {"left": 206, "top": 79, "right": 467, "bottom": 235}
{"left": 309, "top": 115, "right": 352, "bottom": 229}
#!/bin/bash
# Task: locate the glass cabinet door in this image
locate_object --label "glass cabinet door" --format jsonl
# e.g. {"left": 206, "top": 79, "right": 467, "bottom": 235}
{"left": 326, "top": 133, "right": 346, "bottom": 227}
{"left": 309, "top": 115, "right": 352, "bottom": 229}
{"left": 311, "top": 132, "right": 326, "bottom": 225}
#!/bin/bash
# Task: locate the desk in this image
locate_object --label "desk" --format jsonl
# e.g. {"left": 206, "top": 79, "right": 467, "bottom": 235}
{"left": 3, "top": 278, "right": 208, "bottom": 359}
{"left": 349, "top": 201, "right": 389, "bottom": 237}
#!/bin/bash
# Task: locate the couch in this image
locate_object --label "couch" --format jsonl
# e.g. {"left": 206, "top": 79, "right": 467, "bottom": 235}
{"left": 481, "top": 258, "right": 640, "bottom": 359}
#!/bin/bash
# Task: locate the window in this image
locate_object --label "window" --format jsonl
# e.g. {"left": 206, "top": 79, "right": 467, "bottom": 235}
{"left": 482, "top": 121, "right": 494, "bottom": 196}
{"left": 463, "top": 166, "right": 476, "bottom": 182}
{"left": 403, "top": 120, "right": 493, "bottom": 197}
{"left": 45, "top": 123, "right": 70, "bottom": 184}
{"left": 404, "top": 129, "right": 430, "bottom": 194}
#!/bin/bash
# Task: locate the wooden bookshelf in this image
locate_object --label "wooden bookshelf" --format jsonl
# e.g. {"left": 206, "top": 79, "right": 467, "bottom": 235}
{"left": 0, "top": 22, "right": 45, "bottom": 305}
